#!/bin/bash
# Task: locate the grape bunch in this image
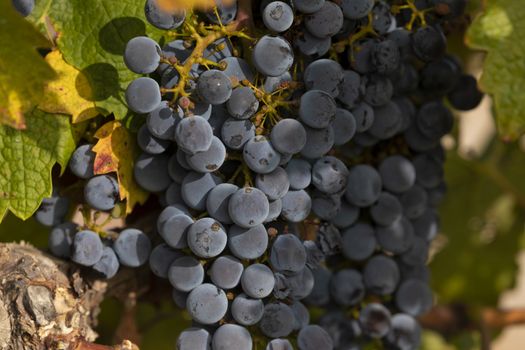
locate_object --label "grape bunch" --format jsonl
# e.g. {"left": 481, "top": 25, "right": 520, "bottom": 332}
{"left": 37, "top": 143, "right": 152, "bottom": 279}
{"left": 30, "top": 0, "right": 484, "bottom": 348}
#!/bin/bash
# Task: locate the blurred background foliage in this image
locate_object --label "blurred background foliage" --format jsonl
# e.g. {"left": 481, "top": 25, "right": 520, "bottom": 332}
{"left": 3, "top": 0, "right": 525, "bottom": 349}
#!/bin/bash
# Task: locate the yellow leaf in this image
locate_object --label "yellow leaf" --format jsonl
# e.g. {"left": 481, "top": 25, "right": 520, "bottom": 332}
{"left": 39, "top": 51, "right": 99, "bottom": 123}
{"left": 0, "top": 1, "right": 56, "bottom": 129}
{"left": 92, "top": 121, "right": 149, "bottom": 214}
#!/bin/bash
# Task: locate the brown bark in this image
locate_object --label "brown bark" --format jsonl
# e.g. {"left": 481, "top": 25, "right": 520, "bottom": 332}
{"left": 0, "top": 242, "right": 139, "bottom": 350}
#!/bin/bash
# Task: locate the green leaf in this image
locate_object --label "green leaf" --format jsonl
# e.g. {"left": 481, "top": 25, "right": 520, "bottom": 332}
{"left": 0, "top": 109, "right": 76, "bottom": 221}
{"left": 0, "top": 1, "right": 55, "bottom": 129}
{"left": 37, "top": 0, "right": 165, "bottom": 119}
{"left": 431, "top": 143, "right": 525, "bottom": 306}
{"left": 466, "top": 0, "right": 525, "bottom": 139}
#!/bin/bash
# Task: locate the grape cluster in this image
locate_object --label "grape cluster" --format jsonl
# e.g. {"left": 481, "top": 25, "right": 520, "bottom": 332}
{"left": 38, "top": 143, "right": 152, "bottom": 279}
{"left": 31, "top": 0, "right": 484, "bottom": 348}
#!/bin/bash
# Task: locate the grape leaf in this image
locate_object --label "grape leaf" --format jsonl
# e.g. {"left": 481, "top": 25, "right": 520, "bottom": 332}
{"left": 0, "top": 1, "right": 56, "bottom": 129}
{"left": 466, "top": 0, "right": 525, "bottom": 139}
{"left": 40, "top": 0, "right": 165, "bottom": 120}
{"left": 431, "top": 143, "right": 525, "bottom": 306}
{"left": 92, "top": 121, "right": 148, "bottom": 214}
{"left": 0, "top": 109, "right": 76, "bottom": 221}
{"left": 39, "top": 50, "right": 100, "bottom": 123}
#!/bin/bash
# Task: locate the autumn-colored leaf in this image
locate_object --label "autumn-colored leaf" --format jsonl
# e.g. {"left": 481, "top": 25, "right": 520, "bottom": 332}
{"left": 0, "top": 1, "right": 56, "bottom": 129}
{"left": 39, "top": 51, "right": 100, "bottom": 123}
{"left": 92, "top": 121, "right": 149, "bottom": 214}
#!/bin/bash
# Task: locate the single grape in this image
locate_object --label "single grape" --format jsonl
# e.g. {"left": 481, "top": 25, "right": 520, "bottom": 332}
{"left": 371, "top": 39, "right": 400, "bottom": 74}
{"left": 92, "top": 246, "right": 120, "bottom": 279}
{"left": 266, "top": 339, "right": 293, "bottom": 350}
{"left": 312, "top": 156, "right": 349, "bottom": 194}
{"left": 186, "top": 283, "right": 228, "bottom": 324}
{"left": 69, "top": 144, "right": 95, "bottom": 179}
{"left": 345, "top": 165, "right": 382, "bottom": 207}
{"left": 368, "top": 101, "right": 402, "bottom": 139}
{"left": 159, "top": 213, "right": 193, "bottom": 249}
{"left": 221, "top": 118, "right": 255, "bottom": 150}
{"left": 263, "top": 1, "right": 294, "bottom": 32}
{"left": 303, "top": 266, "right": 332, "bottom": 306}
{"left": 168, "top": 255, "right": 205, "bottom": 292}
{"left": 228, "top": 187, "right": 270, "bottom": 228}
{"left": 265, "top": 198, "right": 283, "bottom": 222}
{"left": 330, "top": 200, "right": 360, "bottom": 229}
{"left": 71, "top": 230, "right": 104, "bottom": 266}
{"left": 241, "top": 263, "right": 275, "bottom": 298}
{"left": 187, "top": 217, "right": 227, "bottom": 258}
{"left": 295, "top": 30, "right": 332, "bottom": 57}
{"left": 378, "top": 155, "right": 416, "bottom": 193}
{"left": 263, "top": 72, "right": 293, "bottom": 93}
{"left": 212, "top": 324, "right": 252, "bottom": 350}
{"left": 363, "top": 74, "right": 393, "bottom": 107}
{"left": 304, "top": 2, "right": 344, "bottom": 38}
{"left": 36, "top": 195, "right": 70, "bottom": 227}
{"left": 294, "top": 0, "right": 324, "bottom": 14}
{"left": 312, "top": 192, "right": 341, "bottom": 220}
{"left": 255, "top": 167, "right": 290, "bottom": 200}
{"left": 270, "top": 118, "right": 307, "bottom": 155}
{"left": 149, "top": 243, "right": 182, "bottom": 278}
{"left": 351, "top": 102, "right": 374, "bottom": 132}
{"left": 230, "top": 293, "right": 264, "bottom": 326}
{"left": 386, "top": 314, "right": 422, "bottom": 350}
{"left": 205, "top": 0, "right": 238, "bottom": 24}
{"left": 227, "top": 87, "right": 259, "bottom": 120}
{"left": 147, "top": 101, "right": 183, "bottom": 140}
{"left": 376, "top": 216, "right": 415, "bottom": 254}
{"left": 137, "top": 124, "right": 170, "bottom": 155}
{"left": 124, "top": 36, "right": 160, "bottom": 74}
{"left": 219, "top": 57, "right": 256, "bottom": 83}
{"left": 210, "top": 255, "right": 244, "bottom": 290}
{"left": 48, "top": 222, "right": 77, "bottom": 258}
{"left": 252, "top": 35, "right": 294, "bottom": 77}
{"left": 181, "top": 172, "right": 222, "bottom": 211}
{"left": 297, "top": 325, "right": 334, "bottom": 350}
{"left": 299, "top": 90, "right": 337, "bottom": 128}
{"left": 370, "top": 192, "right": 403, "bottom": 226}
{"left": 363, "top": 255, "right": 400, "bottom": 295}
{"left": 359, "top": 303, "right": 392, "bottom": 338}
{"left": 341, "top": 223, "right": 376, "bottom": 261}
{"left": 12, "top": 0, "right": 34, "bottom": 16}
{"left": 114, "top": 228, "right": 151, "bottom": 267}
{"left": 340, "top": 0, "right": 373, "bottom": 19}
{"left": 281, "top": 190, "right": 312, "bottom": 222}
{"left": 228, "top": 224, "right": 269, "bottom": 260}
{"left": 395, "top": 279, "right": 433, "bottom": 316}
{"left": 144, "top": 0, "right": 185, "bottom": 30}
{"left": 259, "top": 302, "right": 295, "bottom": 338}
{"left": 300, "top": 126, "right": 335, "bottom": 159}
{"left": 206, "top": 183, "right": 238, "bottom": 224}
{"left": 285, "top": 159, "right": 312, "bottom": 190}
{"left": 174, "top": 115, "right": 213, "bottom": 155}
{"left": 197, "top": 69, "right": 233, "bottom": 105}
{"left": 330, "top": 269, "right": 365, "bottom": 306}
{"left": 134, "top": 153, "right": 171, "bottom": 192}
{"left": 243, "top": 135, "right": 281, "bottom": 174}
{"left": 186, "top": 136, "right": 226, "bottom": 173}
{"left": 84, "top": 175, "right": 119, "bottom": 211}
{"left": 332, "top": 108, "right": 357, "bottom": 145}
{"left": 176, "top": 328, "right": 212, "bottom": 350}
{"left": 291, "top": 301, "right": 310, "bottom": 330}
{"left": 412, "top": 25, "right": 447, "bottom": 62}
{"left": 270, "top": 234, "right": 307, "bottom": 273}
{"left": 447, "top": 74, "right": 483, "bottom": 110}
{"left": 304, "top": 59, "right": 344, "bottom": 97}
{"left": 125, "top": 77, "right": 161, "bottom": 114}
{"left": 399, "top": 185, "right": 428, "bottom": 219}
